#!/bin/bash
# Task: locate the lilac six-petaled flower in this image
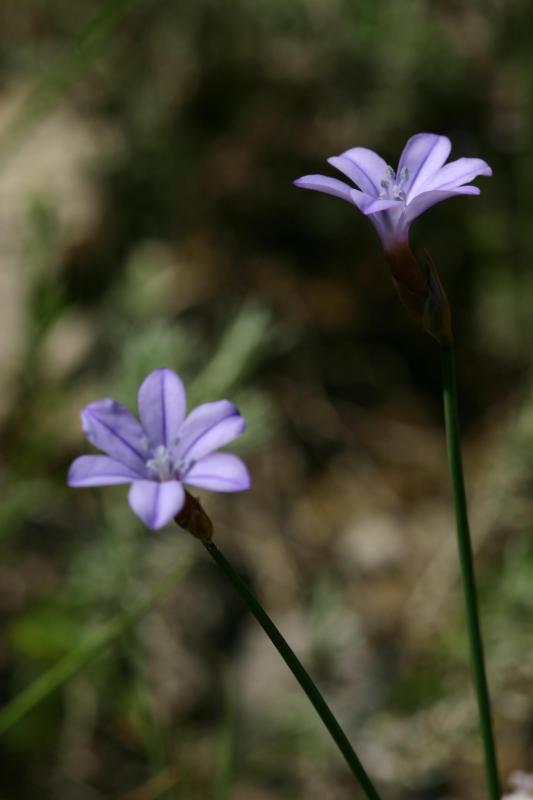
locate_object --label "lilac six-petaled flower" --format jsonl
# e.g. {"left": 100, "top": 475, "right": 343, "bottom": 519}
{"left": 294, "top": 132, "right": 492, "bottom": 252}
{"left": 68, "top": 369, "right": 251, "bottom": 530}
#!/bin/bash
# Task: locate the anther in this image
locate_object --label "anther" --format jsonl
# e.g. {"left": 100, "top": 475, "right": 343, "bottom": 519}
{"left": 399, "top": 167, "right": 409, "bottom": 182}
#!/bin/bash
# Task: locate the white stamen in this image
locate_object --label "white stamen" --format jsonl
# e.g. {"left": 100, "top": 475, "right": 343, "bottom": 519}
{"left": 146, "top": 445, "right": 173, "bottom": 481}
{"left": 378, "top": 164, "right": 409, "bottom": 202}
{"left": 145, "top": 445, "right": 194, "bottom": 482}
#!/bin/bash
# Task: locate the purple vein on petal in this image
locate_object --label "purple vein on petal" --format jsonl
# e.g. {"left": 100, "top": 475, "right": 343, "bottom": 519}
{"left": 185, "top": 453, "right": 251, "bottom": 492}
{"left": 68, "top": 455, "right": 143, "bottom": 486}
{"left": 138, "top": 368, "right": 186, "bottom": 448}
{"left": 82, "top": 405, "right": 147, "bottom": 465}
{"left": 340, "top": 147, "right": 389, "bottom": 194}
{"left": 293, "top": 175, "right": 354, "bottom": 203}
{"left": 152, "top": 483, "right": 160, "bottom": 529}
{"left": 328, "top": 155, "right": 376, "bottom": 196}
{"left": 178, "top": 401, "right": 245, "bottom": 461}
{"left": 399, "top": 134, "right": 451, "bottom": 199}
{"left": 128, "top": 479, "right": 185, "bottom": 530}
{"left": 160, "top": 372, "right": 167, "bottom": 446}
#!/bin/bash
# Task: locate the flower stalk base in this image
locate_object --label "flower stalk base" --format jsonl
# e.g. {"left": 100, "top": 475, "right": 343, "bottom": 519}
{"left": 175, "top": 491, "right": 214, "bottom": 542}
{"left": 386, "top": 244, "right": 452, "bottom": 344}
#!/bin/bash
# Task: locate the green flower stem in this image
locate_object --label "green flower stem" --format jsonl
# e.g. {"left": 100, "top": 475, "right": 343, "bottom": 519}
{"left": 203, "top": 540, "right": 382, "bottom": 800}
{"left": 441, "top": 344, "right": 501, "bottom": 800}
{"left": 0, "top": 556, "right": 191, "bottom": 736}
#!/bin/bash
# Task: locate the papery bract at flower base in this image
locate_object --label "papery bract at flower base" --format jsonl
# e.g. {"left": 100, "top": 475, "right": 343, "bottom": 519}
{"left": 294, "top": 133, "right": 492, "bottom": 341}
{"left": 68, "top": 369, "right": 251, "bottom": 530}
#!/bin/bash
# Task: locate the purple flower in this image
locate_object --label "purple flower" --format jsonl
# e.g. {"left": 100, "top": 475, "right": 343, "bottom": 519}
{"left": 68, "top": 369, "right": 251, "bottom": 530}
{"left": 294, "top": 133, "right": 492, "bottom": 252}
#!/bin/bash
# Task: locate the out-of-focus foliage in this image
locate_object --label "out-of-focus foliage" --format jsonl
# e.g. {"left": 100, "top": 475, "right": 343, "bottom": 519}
{"left": 0, "top": 1, "right": 532, "bottom": 798}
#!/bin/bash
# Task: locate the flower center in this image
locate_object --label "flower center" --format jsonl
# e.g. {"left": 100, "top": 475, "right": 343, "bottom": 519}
{"left": 145, "top": 444, "right": 195, "bottom": 482}
{"left": 146, "top": 445, "right": 173, "bottom": 481}
{"left": 379, "top": 165, "right": 409, "bottom": 202}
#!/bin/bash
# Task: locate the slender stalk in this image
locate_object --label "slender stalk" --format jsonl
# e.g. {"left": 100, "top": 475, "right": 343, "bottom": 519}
{"left": 203, "top": 541, "right": 382, "bottom": 800}
{"left": 441, "top": 343, "right": 501, "bottom": 800}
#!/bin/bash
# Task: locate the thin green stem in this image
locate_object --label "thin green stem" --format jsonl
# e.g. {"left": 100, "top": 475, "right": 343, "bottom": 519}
{"left": 203, "top": 541, "right": 382, "bottom": 800}
{"left": 441, "top": 344, "right": 501, "bottom": 800}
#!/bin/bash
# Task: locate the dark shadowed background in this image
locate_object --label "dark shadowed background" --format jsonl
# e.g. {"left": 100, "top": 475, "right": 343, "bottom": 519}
{"left": 0, "top": 1, "right": 532, "bottom": 798}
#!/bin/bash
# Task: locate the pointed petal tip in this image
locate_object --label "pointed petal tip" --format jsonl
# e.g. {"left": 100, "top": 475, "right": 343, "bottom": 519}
{"left": 418, "top": 156, "right": 493, "bottom": 194}
{"left": 142, "top": 366, "right": 183, "bottom": 389}
{"left": 468, "top": 157, "right": 492, "bottom": 178}
{"left": 420, "top": 131, "right": 450, "bottom": 142}
{"left": 403, "top": 132, "right": 452, "bottom": 152}
{"left": 66, "top": 460, "right": 79, "bottom": 488}
{"left": 293, "top": 175, "right": 322, "bottom": 188}
{"left": 234, "top": 411, "right": 246, "bottom": 434}
{"left": 80, "top": 398, "right": 121, "bottom": 431}
{"left": 403, "top": 185, "right": 483, "bottom": 224}
{"left": 292, "top": 174, "right": 355, "bottom": 203}
{"left": 138, "top": 367, "right": 186, "bottom": 448}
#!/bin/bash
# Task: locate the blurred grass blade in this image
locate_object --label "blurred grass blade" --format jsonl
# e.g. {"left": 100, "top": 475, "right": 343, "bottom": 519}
{"left": 0, "top": 554, "right": 191, "bottom": 736}
{"left": 119, "top": 632, "right": 171, "bottom": 791}
{"left": 189, "top": 305, "right": 273, "bottom": 404}
{"left": 0, "top": 0, "right": 152, "bottom": 168}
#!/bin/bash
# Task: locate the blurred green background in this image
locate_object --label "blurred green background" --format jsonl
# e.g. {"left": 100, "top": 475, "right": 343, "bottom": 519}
{"left": 0, "top": 1, "right": 532, "bottom": 798}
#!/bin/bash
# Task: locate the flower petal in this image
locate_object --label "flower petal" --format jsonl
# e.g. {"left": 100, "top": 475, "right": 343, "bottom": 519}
{"left": 366, "top": 208, "right": 408, "bottom": 251}
{"left": 328, "top": 156, "right": 376, "bottom": 197}
{"left": 68, "top": 455, "right": 142, "bottom": 487}
{"left": 420, "top": 157, "right": 492, "bottom": 192}
{"left": 397, "top": 133, "right": 451, "bottom": 199}
{"left": 293, "top": 174, "right": 354, "bottom": 203}
{"left": 137, "top": 368, "right": 186, "bottom": 448}
{"left": 177, "top": 401, "right": 245, "bottom": 461}
{"left": 404, "top": 186, "right": 480, "bottom": 224}
{"left": 81, "top": 400, "right": 148, "bottom": 473}
{"left": 128, "top": 480, "right": 185, "bottom": 530}
{"left": 350, "top": 190, "right": 402, "bottom": 215}
{"left": 338, "top": 147, "right": 389, "bottom": 195}
{"left": 185, "top": 453, "right": 251, "bottom": 492}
